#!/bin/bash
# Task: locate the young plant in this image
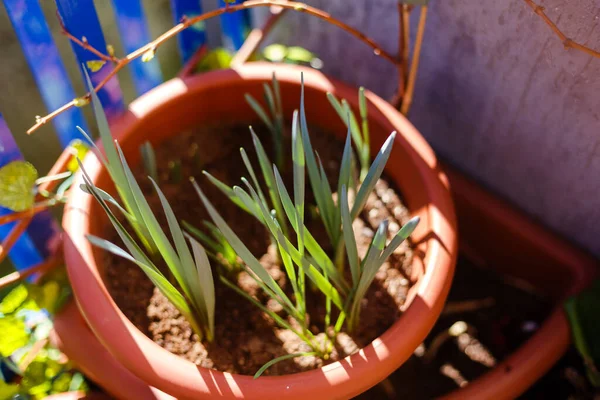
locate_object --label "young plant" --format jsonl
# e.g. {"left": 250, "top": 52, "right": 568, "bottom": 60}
{"left": 182, "top": 220, "right": 241, "bottom": 273}
{"left": 139, "top": 141, "right": 158, "bottom": 182}
{"left": 79, "top": 149, "right": 215, "bottom": 341}
{"left": 244, "top": 72, "right": 285, "bottom": 170}
{"left": 194, "top": 75, "right": 420, "bottom": 375}
{"left": 327, "top": 87, "right": 370, "bottom": 181}
{"left": 76, "top": 69, "right": 157, "bottom": 255}
{"left": 77, "top": 76, "right": 215, "bottom": 341}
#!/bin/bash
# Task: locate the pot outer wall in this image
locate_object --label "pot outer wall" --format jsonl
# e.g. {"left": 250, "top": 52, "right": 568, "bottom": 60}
{"left": 62, "top": 63, "right": 458, "bottom": 399}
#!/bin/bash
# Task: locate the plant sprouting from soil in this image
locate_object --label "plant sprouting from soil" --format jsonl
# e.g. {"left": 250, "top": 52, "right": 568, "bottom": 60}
{"left": 183, "top": 220, "right": 241, "bottom": 273}
{"left": 327, "top": 87, "right": 370, "bottom": 181}
{"left": 75, "top": 70, "right": 418, "bottom": 378}
{"left": 195, "top": 74, "right": 420, "bottom": 375}
{"left": 140, "top": 141, "right": 158, "bottom": 182}
{"left": 245, "top": 72, "right": 285, "bottom": 170}
{"left": 77, "top": 78, "right": 215, "bottom": 342}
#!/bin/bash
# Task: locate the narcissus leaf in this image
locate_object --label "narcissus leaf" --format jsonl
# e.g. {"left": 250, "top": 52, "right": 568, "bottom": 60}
{"left": 0, "top": 161, "right": 38, "bottom": 212}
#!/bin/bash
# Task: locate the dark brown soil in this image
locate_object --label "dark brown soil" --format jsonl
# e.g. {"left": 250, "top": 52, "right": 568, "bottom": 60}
{"left": 103, "top": 122, "right": 415, "bottom": 376}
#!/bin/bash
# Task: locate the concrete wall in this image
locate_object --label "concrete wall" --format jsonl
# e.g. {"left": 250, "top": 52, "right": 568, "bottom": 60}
{"left": 2, "top": 0, "right": 599, "bottom": 256}
{"left": 268, "top": 0, "right": 600, "bottom": 257}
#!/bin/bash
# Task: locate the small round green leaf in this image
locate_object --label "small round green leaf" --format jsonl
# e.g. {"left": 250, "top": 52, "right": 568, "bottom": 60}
{"left": 0, "top": 160, "right": 38, "bottom": 211}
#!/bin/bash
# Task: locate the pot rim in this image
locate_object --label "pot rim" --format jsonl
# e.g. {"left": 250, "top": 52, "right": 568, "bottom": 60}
{"left": 63, "top": 63, "right": 458, "bottom": 399}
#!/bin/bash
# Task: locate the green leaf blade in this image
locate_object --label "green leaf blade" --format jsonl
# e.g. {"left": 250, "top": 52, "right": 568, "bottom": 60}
{"left": 341, "top": 186, "right": 360, "bottom": 287}
{"left": 351, "top": 132, "right": 397, "bottom": 220}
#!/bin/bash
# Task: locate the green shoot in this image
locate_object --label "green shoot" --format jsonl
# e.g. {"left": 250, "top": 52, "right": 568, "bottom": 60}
{"left": 78, "top": 68, "right": 156, "bottom": 255}
{"left": 244, "top": 72, "right": 285, "bottom": 170}
{"left": 140, "top": 141, "right": 158, "bottom": 182}
{"left": 327, "top": 87, "right": 371, "bottom": 180}
{"left": 77, "top": 71, "right": 420, "bottom": 375}
{"left": 168, "top": 159, "right": 182, "bottom": 184}
{"left": 198, "top": 75, "right": 419, "bottom": 343}
{"left": 183, "top": 220, "right": 241, "bottom": 273}
{"left": 253, "top": 352, "right": 318, "bottom": 379}
{"left": 79, "top": 154, "right": 215, "bottom": 341}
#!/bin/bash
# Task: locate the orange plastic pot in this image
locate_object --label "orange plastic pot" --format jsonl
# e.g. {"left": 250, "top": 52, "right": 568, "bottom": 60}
{"left": 51, "top": 302, "right": 174, "bottom": 400}
{"left": 43, "top": 392, "right": 111, "bottom": 400}
{"left": 439, "top": 164, "right": 597, "bottom": 399}
{"left": 62, "top": 63, "right": 458, "bottom": 399}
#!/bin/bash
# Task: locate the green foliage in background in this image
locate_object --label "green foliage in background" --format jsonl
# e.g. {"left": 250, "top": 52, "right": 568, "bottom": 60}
{"left": 0, "top": 161, "right": 38, "bottom": 212}
{"left": 0, "top": 269, "right": 88, "bottom": 400}
{"left": 565, "top": 278, "right": 600, "bottom": 387}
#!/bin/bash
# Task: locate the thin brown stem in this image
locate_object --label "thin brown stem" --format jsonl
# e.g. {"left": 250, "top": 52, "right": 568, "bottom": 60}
{"left": 230, "top": 7, "right": 288, "bottom": 67}
{"left": 391, "top": 3, "right": 410, "bottom": 107}
{"left": 0, "top": 200, "right": 63, "bottom": 226}
{"left": 29, "top": 0, "right": 398, "bottom": 135}
{"left": 56, "top": 10, "right": 120, "bottom": 63}
{"left": 0, "top": 254, "right": 63, "bottom": 290}
{"left": 0, "top": 219, "right": 33, "bottom": 265}
{"left": 401, "top": 5, "right": 411, "bottom": 83}
{"left": 19, "top": 339, "right": 49, "bottom": 371}
{"left": 178, "top": 44, "right": 208, "bottom": 78}
{"left": 522, "top": 0, "right": 600, "bottom": 59}
{"left": 401, "top": 6, "right": 427, "bottom": 115}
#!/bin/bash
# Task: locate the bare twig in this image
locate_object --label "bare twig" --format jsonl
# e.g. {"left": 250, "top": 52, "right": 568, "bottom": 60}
{"left": 442, "top": 297, "right": 496, "bottom": 315}
{"left": 178, "top": 44, "right": 208, "bottom": 78}
{"left": 522, "top": 0, "right": 600, "bottom": 59}
{"left": 56, "top": 10, "right": 120, "bottom": 64}
{"left": 19, "top": 338, "right": 49, "bottom": 371}
{"left": 401, "top": 5, "right": 411, "bottom": 83}
{"left": 230, "top": 7, "right": 288, "bottom": 67}
{"left": 0, "top": 254, "right": 63, "bottom": 290}
{"left": 29, "top": 0, "right": 399, "bottom": 135}
{"left": 0, "top": 218, "right": 33, "bottom": 265}
{"left": 400, "top": 5, "right": 427, "bottom": 115}
{"left": 0, "top": 199, "right": 64, "bottom": 226}
{"left": 391, "top": 3, "right": 411, "bottom": 107}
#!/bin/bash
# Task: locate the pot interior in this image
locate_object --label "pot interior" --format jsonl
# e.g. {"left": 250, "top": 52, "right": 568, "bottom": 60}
{"left": 86, "top": 71, "right": 432, "bottom": 297}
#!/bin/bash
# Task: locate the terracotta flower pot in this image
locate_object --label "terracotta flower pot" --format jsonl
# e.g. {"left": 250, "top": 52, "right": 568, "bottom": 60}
{"left": 438, "top": 164, "right": 597, "bottom": 400}
{"left": 62, "top": 63, "right": 458, "bottom": 399}
{"left": 43, "top": 391, "right": 111, "bottom": 400}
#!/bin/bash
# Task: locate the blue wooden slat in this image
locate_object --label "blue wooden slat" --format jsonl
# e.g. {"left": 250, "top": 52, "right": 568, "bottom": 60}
{"left": 110, "top": 0, "right": 163, "bottom": 95}
{"left": 3, "top": 0, "right": 88, "bottom": 147}
{"left": 0, "top": 115, "right": 56, "bottom": 270}
{"left": 170, "top": 0, "right": 206, "bottom": 62}
{"left": 55, "top": 0, "right": 125, "bottom": 120}
{"left": 219, "top": 0, "right": 252, "bottom": 51}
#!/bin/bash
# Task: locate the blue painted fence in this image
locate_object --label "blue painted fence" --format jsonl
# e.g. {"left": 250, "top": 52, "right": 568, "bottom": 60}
{"left": 0, "top": 0, "right": 252, "bottom": 271}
